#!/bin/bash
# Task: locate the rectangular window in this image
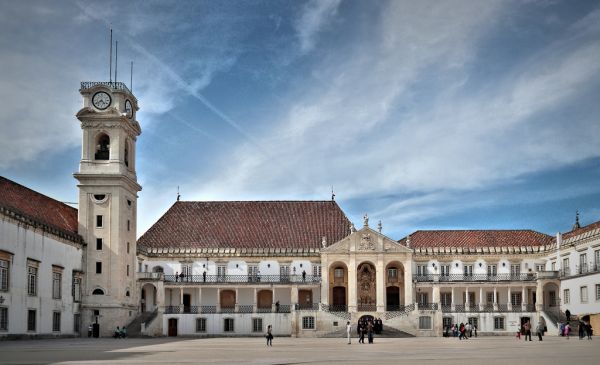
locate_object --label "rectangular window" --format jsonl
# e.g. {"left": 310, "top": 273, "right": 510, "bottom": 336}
{"left": 510, "top": 292, "right": 522, "bottom": 306}
{"left": 249, "top": 265, "right": 259, "bottom": 281}
{"left": 564, "top": 289, "right": 570, "bottom": 304}
{"left": 418, "top": 316, "right": 432, "bottom": 330}
{"left": 440, "top": 265, "right": 450, "bottom": 276}
{"left": 312, "top": 265, "right": 321, "bottom": 277}
{"left": 196, "top": 318, "right": 206, "bottom": 332}
{"left": 252, "top": 318, "right": 263, "bottom": 332}
{"left": 388, "top": 268, "right": 398, "bottom": 280}
{"left": 510, "top": 264, "right": 521, "bottom": 277}
{"left": 74, "top": 313, "right": 80, "bottom": 333}
{"left": 72, "top": 276, "right": 81, "bottom": 302}
{"left": 127, "top": 265, "right": 130, "bottom": 277}
{"left": 127, "top": 220, "right": 130, "bottom": 231}
{"left": 551, "top": 262, "right": 556, "bottom": 271}
{"left": 0, "top": 259, "right": 9, "bottom": 291}
{"left": 442, "top": 317, "right": 452, "bottom": 328}
{"left": 416, "top": 265, "right": 427, "bottom": 276}
{"left": 0, "top": 307, "right": 7, "bottom": 331}
{"left": 127, "top": 242, "right": 130, "bottom": 254}
{"left": 334, "top": 268, "right": 344, "bottom": 278}
{"left": 180, "top": 264, "right": 192, "bottom": 278}
{"left": 27, "top": 265, "right": 38, "bottom": 296}
{"left": 580, "top": 286, "right": 588, "bottom": 303}
{"left": 217, "top": 265, "right": 226, "bottom": 281}
{"left": 27, "top": 309, "right": 36, "bottom": 332}
{"left": 486, "top": 292, "right": 495, "bottom": 304}
{"left": 494, "top": 317, "right": 505, "bottom": 330}
{"left": 579, "top": 253, "right": 587, "bottom": 273}
{"left": 224, "top": 318, "right": 234, "bottom": 332}
{"left": 96, "top": 215, "right": 103, "bottom": 228}
{"left": 463, "top": 265, "right": 473, "bottom": 277}
{"left": 52, "top": 272, "right": 62, "bottom": 299}
{"left": 418, "top": 292, "right": 428, "bottom": 305}
{"left": 279, "top": 265, "right": 289, "bottom": 280}
{"left": 441, "top": 292, "right": 452, "bottom": 306}
{"left": 96, "top": 238, "right": 102, "bottom": 250}
{"left": 596, "top": 284, "right": 600, "bottom": 301}
{"left": 468, "top": 317, "right": 479, "bottom": 329}
{"left": 96, "top": 262, "right": 102, "bottom": 274}
{"left": 595, "top": 250, "right": 600, "bottom": 268}
{"left": 563, "top": 258, "right": 570, "bottom": 274}
{"left": 302, "top": 316, "right": 315, "bottom": 330}
{"left": 535, "top": 264, "right": 545, "bottom": 272}
{"left": 52, "top": 311, "right": 61, "bottom": 332}
{"left": 487, "top": 264, "right": 497, "bottom": 276}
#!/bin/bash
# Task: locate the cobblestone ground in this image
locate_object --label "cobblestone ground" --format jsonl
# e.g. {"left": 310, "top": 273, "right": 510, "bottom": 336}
{"left": 0, "top": 336, "right": 598, "bottom": 365}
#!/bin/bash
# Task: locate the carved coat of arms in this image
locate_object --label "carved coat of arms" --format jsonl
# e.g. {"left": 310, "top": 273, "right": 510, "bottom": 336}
{"left": 359, "top": 233, "right": 375, "bottom": 250}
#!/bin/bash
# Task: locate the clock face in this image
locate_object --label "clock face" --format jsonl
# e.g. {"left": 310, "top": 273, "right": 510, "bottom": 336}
{"left": 92, "top": 91, "right": 111, "bottom": 110}
{"left": 125, "top": 100, "right": 133, "bottom": 118}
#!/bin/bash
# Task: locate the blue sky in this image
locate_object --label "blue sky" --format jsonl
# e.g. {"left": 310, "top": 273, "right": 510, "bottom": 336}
{"left": 1, "top": 0, "right": 599, "bottom": 239}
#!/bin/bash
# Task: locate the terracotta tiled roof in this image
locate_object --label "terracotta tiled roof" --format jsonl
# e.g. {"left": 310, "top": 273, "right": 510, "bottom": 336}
{"left": 137, "top": 201, "right": 351, "bottom": 250}
{"left": 398, "top": 230, "right": 554, "bottom": 248}
{"left": 563, "top": 219, "right": 600, "bottom": 240}
{"left": 0, "top": 176, "right": 80, "bottom": 240}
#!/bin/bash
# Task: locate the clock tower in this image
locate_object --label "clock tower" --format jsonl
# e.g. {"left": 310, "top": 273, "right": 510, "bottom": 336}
{"left": 74, "top": 81, "right": 141, "bottom": 336}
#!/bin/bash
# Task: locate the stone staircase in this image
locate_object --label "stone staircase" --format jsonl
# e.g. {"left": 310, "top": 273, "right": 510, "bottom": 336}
{"left": 126, "top": 309, "right": 158, "bottom": 337}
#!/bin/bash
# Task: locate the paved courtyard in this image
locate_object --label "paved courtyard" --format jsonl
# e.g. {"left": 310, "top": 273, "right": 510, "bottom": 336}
{"left": 0, "top": 336, "right": 598, "bottom": 365}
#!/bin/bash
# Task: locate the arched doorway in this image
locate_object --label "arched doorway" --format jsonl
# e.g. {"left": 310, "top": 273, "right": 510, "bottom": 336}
{"left": 357, "top": 262, "right": 376, "bottom": 311}
{"left": 257, "top": 290, "right": 273, "bottom": 310}
{"left": 385, "top": 261, "right": 404, "bottom": 310}
{"left": 329, "top": 262, "right": 348, "bottom": 310}
{"left": 543, "top": 282, "right": 559, "bottom": 310}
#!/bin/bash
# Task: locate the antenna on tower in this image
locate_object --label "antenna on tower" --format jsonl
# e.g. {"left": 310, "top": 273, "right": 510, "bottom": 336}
{"left": 130, "top": 61, "right": 133, "bottom": 93}
{"left": 331, "top": 186, "right": 335, "bottom": 201}
{"left": 114, "top": 40, "right": 118, "bottom": 83}
{"left": 109, "top": 27, "right": 113, "bottom": 83}
{"left": 177, "top": 186, "right": 181, "bottom": 202}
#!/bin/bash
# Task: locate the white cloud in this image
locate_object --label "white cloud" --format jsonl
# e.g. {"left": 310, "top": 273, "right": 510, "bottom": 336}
{"left": 295, "top": 0, "right": 342, "bottom": 53}
{"left": 191, "top": 1, "right": 600, "bottom": 229}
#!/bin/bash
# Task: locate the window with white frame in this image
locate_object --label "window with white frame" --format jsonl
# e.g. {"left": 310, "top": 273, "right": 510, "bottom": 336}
{"left": 487, "top": 264, "right": 497, "bottom": 276}
{"left": 252, "top": 318, "right": 263, "bottom": 332}
{"left": 442, "top": 317, "right": 452, "bottom": 328}
{"left": 196, "top": 318, "right": 206, "bottom": 332}
{"left": 535, "top": 264, "right": 545, "bottom": 272}
{"left": 510, "top": 292, "right": 522, "bottom": 306}
{"left": 416, "top": 265, "right": 427, "bottom": 276}
{"left": 595, "top": 250, "right": 600, "bottom": 268}
{"left": 494, "top": 316, "right": 505, "bottom": 330}
{"left": 312, "top": 265, "right": 321, "bottom": 277}
{"left": 551, "top": 261, "right": 556, "bottom": 271}
{"left": 486, "top": 292, "right": 495, "bottom": 304}
{"left": 52, "top": 311, "right": 61, "bottom": 332}
{"left": 418, "top": 316, "right": 432, "bottom": 329}
{"left": 334, "top": 268, "right": 344, "bottom": 278}
{"left": 441, "top": 292, "right": 451, "bottom": 306}
{"left": 223, "top": 318, "right": 234, "bottom": 332}
{"left": 463, "top": 265, "right": 473, "bottom": 277}
{"left": 388, "top": 268, "right": 398, "bottom": 280}
{"left": 72, "top": 276, "right": 81, "bottom": 302}
{"left": 217, "top": 265, "right": 226, "bottom": 281}
{"left": 52, "top": 270, "right": 62, "bottom": 299}
{"left": 0, "top": 307, "right": 7, "bottom": 331}
{"left": 596, "top": 284, "right": 600, "bottom": 301}
{"left": 280, "top": 265, "right": 289, "bottom": 280}
{"left": 181, "top": 264, "right": 192, "bottom": 277}
{"left": 564, "top": 289, "right": 570, "bottom": 304}
{"left": 0, "top": 259, "right": 8, "bottom": 291}
{"left": 440, "top": 264, "right": 450, "bottom": 276}
{"left": 580, "top": 286, "right": 588, "bottom": 303}
{"left": 563, "top": 258, "right": 570, "bottom": 273}
{"left": 302, "top": 316, "right": 315, "bottom": 329}
{"left": 27, "top": 264, "right": 38, "bottom": 296}
{"left": 580, "top": 253, "right": 587, "bottom": 273}
{"left": 510, "top": 264, "right": 520, "bottom": 276}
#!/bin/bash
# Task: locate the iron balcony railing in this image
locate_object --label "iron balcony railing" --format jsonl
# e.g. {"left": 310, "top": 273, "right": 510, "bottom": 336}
{"left": 163, "top": 274, "right": 321, "bottom": 284}
{"left": 357, "top": 304, "right": 377, "bottom": 312}
{"left": 295, "top": 303, "right": 320, "bottom": 311}
{"left": 442, "top": 303, "right": 533, "bottom": 313}
{"left": 163, "top": 304, "right": 293, "bottom": 314}
{"left": 417, "top": 303, "right": 438, "bottom": 311}
{"left": 414, "top": 273, "right": 537, "bottom": 282}
{"left": 80, "top": 81, "right": 132, "bottom": 94}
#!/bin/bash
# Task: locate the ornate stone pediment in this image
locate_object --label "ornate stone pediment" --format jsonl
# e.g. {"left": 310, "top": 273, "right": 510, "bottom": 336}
{"left": 322, "top": 226, "right": 412, "bottom": 254}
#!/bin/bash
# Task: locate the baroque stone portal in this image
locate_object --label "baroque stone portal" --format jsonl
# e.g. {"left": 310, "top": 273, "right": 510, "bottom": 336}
{"left": 357, "top": 262, "right": 376, "bottom": 307}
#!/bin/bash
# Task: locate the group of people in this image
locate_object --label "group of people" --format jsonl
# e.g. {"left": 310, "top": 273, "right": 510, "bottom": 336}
{"left": 558, "top": 321, "right": 593, "bottom": 340}
{"left": 112, "top": 326, "right": 127, "bottom": 338}
{"left": 348, "top": 318, "right": 379, "bottom": 344}
{"left": 515, "top": 321, "right": 545, "bottom": 341}
{"left": 444, "top": 322, "right": 477, "bottom": 339}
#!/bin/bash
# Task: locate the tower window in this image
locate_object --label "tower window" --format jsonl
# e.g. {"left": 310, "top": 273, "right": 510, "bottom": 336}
{"left": 126, "top": 290, "right": 130, "bottom": 297}
{"left": 96, "top": 215, "right": 103, "bottom": 228}
{"left": 124, "top": 141, "right": 129, "bottom": 167}
{"left": 127, "top": 242, "right": 130, "bottom": 254}
{"left": 93, "top": 194, "right": 106, "bottom": 201}
{"left": 127, "top": 220, "right": 130, "bottom": 231}
{"left": 96, "top": 262, "right": 102, "bottom": 274}
{"left": 127, "top": 265, "right": 130, "bottom": 276}
{"left": 92, "top": 288, "right": 104, "bottom": 295}
{"left": 95, "top": 133, "right": 110, "bottom": 160}
{"left": 96, "top": 238, "right": 102, "bottom": 250}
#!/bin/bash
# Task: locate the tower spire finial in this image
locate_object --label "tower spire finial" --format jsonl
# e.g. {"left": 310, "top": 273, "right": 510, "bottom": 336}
{"left": 573, "top": 210, "right": 581, "bottom": 230}
{"left": 331, "top": 186, "right": 335, "bottom": 201}
{"left": 109, "top": 26, "right": 112, "bottom": 83}
{"left": 177, "top": 186, "right": 181, "bottom": 202}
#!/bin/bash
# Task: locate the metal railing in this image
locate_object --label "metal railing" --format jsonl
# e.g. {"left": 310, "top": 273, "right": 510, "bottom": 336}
{"left": 357, "top": 304, "right": 377, "bottom": 312}
{"left": 415, "top": 273, "right": 537, "bottom": 282}
{"left": 163, "top": 274, "right": 321, "bottom": 284}
{"left": 80, "top": 81, "right": 132, "bottom": 94}
{"left": 296, "top": 303, "right": 319, "bottom": 311}
{"left": 384, "top": 304, "right": 415, "bottom": 320}
{"left": 418, "top": 303, "right": 438, "bottom": 311}
{"left": 238, "top": 305, "right": 253, "bottom": 313}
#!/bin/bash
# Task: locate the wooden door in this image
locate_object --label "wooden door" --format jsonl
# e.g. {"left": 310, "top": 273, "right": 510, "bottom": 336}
{"left": 168, "top": 318, "right": 178, "bottom": 336}
{"left": 332, "top": 286, "right": 346, "bottom": 306}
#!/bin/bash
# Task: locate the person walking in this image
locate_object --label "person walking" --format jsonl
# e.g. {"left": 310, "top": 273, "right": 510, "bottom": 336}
{"left": 585, "top": 322, "right": 593, "bottom": 340}
{"left": 465, "top": 322, "right": 472, "bottom": 338}
{"left": 459, "top": 323, "right": 466, "bottom": 340}
{"left": 367, "top": 319, "right": 374, "bottom": 344}
{"left": 358, "top": 323, "right": 365, "bottom": 344}
{"left": 536, "top": 322, "right": 544, "bottom": 341}
{"left": 266, "top": 325, "right": 273, "bottom": 346}
{"left": 523, "top": 321, "right": 532, "bottom": 341}
{"left": 579, "top": 321, "right": 585, "bottom": 339}
{"left": 346, "top": 321, "right": 352, "bottom": 344}
{"left": 516, "top": 324, "right": 521, "bottom": 340}
{"left": 564, "top": 323, "right": 571, "bottom": 339}
{"left": 565, "top": 309, "right": 571, "bottom": 323}
{"left": 473, "top": 324, "right": 478, "bottom": 338}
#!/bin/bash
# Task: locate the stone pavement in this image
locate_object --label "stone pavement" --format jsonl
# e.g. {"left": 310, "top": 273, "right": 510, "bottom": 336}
{"left": 0, "top": 336, "right": 598, "bottom": 365}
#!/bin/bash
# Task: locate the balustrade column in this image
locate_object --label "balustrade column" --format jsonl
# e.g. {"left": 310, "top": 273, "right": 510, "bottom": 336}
{"left": 479, "top": 287, "right": 483, "bottom": 307}
{"left": 508, "top": 286, "right": 512, "bottom": 310}
{"left": 217, "top": 288, "right": 221, "bottom": 311}
{"left": 235, "top": 288, "right": 239, "bottom": 312}
{"left": 180, "top": 288, "right": 184, "bottom": 312}
{"left": 198, "top": 287, "right": 202, "bottom": 310}
{"left": 451, "top": 287, "right": 455, "bottom": 311}
{"left": 493, "top": 287, "right": 498, "bottom": 310}
{"left": 465, "top": 287, "right": 469, "bottom": 310}
{"left": 253, "top": 288, "right": 257, "bottom": 313}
